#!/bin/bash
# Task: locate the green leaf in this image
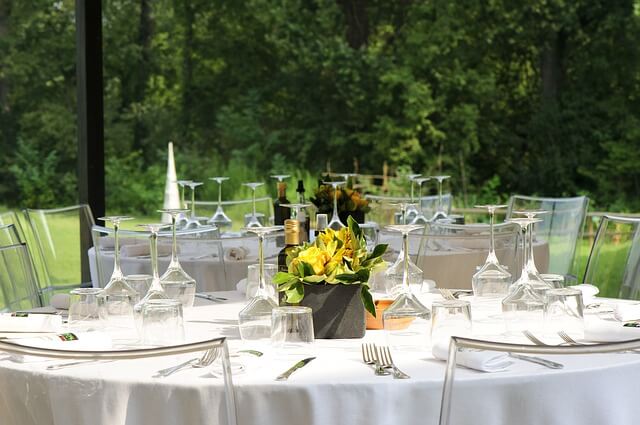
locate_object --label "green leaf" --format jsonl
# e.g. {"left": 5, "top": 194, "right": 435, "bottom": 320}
{"left": 302, "top": 274, "right": 325, "bottom": 283}
{"left": 366, "top": 244, "right": 388, "bottom": 261}
{"left": 348, "top": 215, "right": 362, "bottom": 241}
{"left": 273, "top": 272, "right": 294, "bottom": 285}
{"left": 284, "top": 283, "right": 304, "bottom": 304}
{"left": 360, "top": 285, "right": 376, "bottom": 318}
{"left": 335, "top": 272, "right": 358, "bottom": 283}
{"left": 301, "top": 261, "right": 315, "bottom": 277}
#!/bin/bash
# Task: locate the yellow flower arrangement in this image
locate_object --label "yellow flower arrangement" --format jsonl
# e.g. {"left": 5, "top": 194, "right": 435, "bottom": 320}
{"left": 274, "top": 217, "right": 387, "bottom": 317}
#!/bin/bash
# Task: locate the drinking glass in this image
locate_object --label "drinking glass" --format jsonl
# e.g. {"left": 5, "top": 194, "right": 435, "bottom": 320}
{"left": 359, "top": 222, "right": 379, "bottom": 251}
{"left": 125, "top": 274, "right": 153, "bottom": 298}
{"left": 383, "top": 224, "right": 432, "bottom": 351}
{"left": 431, "top": 299, "right": 472, "bottom": 346}
{"left": 246, "top": 263, "right": 278, "bottom": 303}
{"left": 390, "top": 201, "right": 417, "bottom": 225}
{"left": 512, "top": 211, "right": 553, "bottom": 296}
{"left": 544, "top": 288, "right": 584, "bottom": 339}
{"left": 176, "top": 180, "right": 192, "bottom": 229}
{"left": 158, "top": 208, "right": 197, "bottom": 308}
{"left": 134, "top": 223, "right": 171, "bottom": 319}
{"left": 98, "top": 216, "right": 138, "bottom": 332}
{"left": 68, "top": 288, "right": 104, "bottom": 331}
{"left": 471, "top": 205, "right": 512, "bottom": 299}
{"left": 410, "top": 177, "right": 432, "bottom": 225}
{"left": 238, "top": 226, "right": 283, "bottom": 343}
{"left": 405, "top": 174, "right": 422, "bottom": 223}
{"left": 384, "top": 221, "right": 423, "bottom": 296}
{"left": 322, "top": 180, "right": 346, "bottom": 230}
{"left": 208, "top": 177, "right": 233, "bottom": 229}
{"left": 242, "top": 182, "right": 265, "bottom": 228}
{"left": 271, "top": 306, "right": 314, "bottom": 351}
{"left": 184, "top": 181, "right": 204, "bottom": 229}
{"left": 431, "top": 175, "right": 450, "bottom": 221}
{"left": 141, "top": 299, "right": 184, "bottom": 346}
{"left": 501, "top": 217, "right": 548, "bottom": 334}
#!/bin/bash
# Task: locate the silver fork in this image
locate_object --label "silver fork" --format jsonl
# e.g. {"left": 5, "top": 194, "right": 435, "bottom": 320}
{"left": 153, "top": 347, "right": 220, "bottom": 378}
{"left": 438, "top": 288, "right": 456, "bottom": 300}
{"left": 361, "top": 343, "right": 390, "bottom": 376}
{"left": 558, "top": 331, "right": 640, "bottom": 354}
{"left": 522, "top": 330, "right": 548, "bottom": 346}
{"left": 378, "top": 346, "right": 410, "bottom": 379}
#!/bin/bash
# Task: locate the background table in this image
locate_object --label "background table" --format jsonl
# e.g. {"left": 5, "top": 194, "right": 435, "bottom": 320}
{"left": 1, "top": 291, "right": 639, "bottom": 425}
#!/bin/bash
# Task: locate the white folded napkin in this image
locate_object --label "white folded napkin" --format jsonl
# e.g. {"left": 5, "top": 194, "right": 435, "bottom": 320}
{"left": 432, "top": 339, "right": 513, "bottom": 372}
{"left": 50, "top": 293, "right": 71, "bottom": 310}
{"left": 236, "top": 277, "right": 248, "bottom": 294}
{"left": 224, "top": 246, "right": 249, "bottom": 261}
{"left": 584, "top": 319, "right": 640, "bottom": 342}
{"left": 0, "top": 313, "right": 63, "bottom": 333}
{"left": 613, "top": 303, "right": 640, "bottom": 322}
{"left": 121, "top": 243, "right": 173, "bottom": 258}
{"left": 7, "top": 331, "right": 113, "bottom": 363}
{"left": 570, "top": 284, "right": 600, "bottom": 305}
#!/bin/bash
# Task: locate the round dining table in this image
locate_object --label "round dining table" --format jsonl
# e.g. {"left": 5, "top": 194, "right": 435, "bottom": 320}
{"left": 1, "top": 291, "right": 639, "bottom": 425}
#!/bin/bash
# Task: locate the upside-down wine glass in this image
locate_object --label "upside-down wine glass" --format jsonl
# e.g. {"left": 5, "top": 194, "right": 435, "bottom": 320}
{"left": 338, "top": 173, "right": 358, "bottom": 188}
{"left": 383, "top": 224, "right": 432, "bottom": 350}
{"left": 501, "top": 217, "right": 548, "bottom": 334}
{"left": 242, "top": 182, "right": 265, "bottom": 228}
{"left": 208, "top": 177, "right": 233, "bottom": 229}
{"left": 184, "top": 181, "right": 204, "bottom": 229}
{"left": 238, "top": 225, "right": 283, "bottom": 343}
{"left": 405, "top": 174, "right": 422, "bottom": 223}
{"left": 158, "top": 209, "right": 196, "bottom": 308}
{"left": 513, "top": 210, "right": 553, "bottom": 296}
{"left": 431, "top": 175, "right": 451, "bottom": 221}
{"left": 322, "top": 180, "right": 346, "bottom": 230}
{"left": 410, "top": 177, "right": 431, "bottom": 225}
{"left": 176, "top": 180, "right": 192, "bottom": 229}
{"left": 98, "top": 216, "right": 138, "bottom": 332}
{"left": 383, "top": 217, "right": 424, "bottom": 296}
{"left": 471, "top": 205, "right": 512, "bottom": 299}
{"left": 133, "top": 223, "right": 171, "bottom": 321}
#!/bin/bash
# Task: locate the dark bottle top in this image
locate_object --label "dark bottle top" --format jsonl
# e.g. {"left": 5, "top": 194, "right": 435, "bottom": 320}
{"left": 278, "top": 219, "right": 300, "bottom": 272}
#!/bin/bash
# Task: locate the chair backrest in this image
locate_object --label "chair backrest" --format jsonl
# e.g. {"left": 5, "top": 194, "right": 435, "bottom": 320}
{"left": 193, "top": 197, "right": 275, "bottom": 230}
{"left": 91, "top": 225, "right": 227, "bottom": 290}
{"left": 0, "top": 211, "right": 27, "bottom": 243}
{"left": 0, "top": 224, "right": 24, "bottom": 247}
{"left": 439, "top": 336, "right": 640, "bottom": 425}
{"left": 0, "top": 336, "right": 237, "bottom": 425}
{"left": 366, "top": 193, "right": 453, "bottom": 225}
{"left": 419, "top": 222, "right": 520, "bottom": 289}
{"left": 507, "top": 195, "right": 589, "bottom": 276}
{"left": 0, "top": 243, "right": 43, "bottom": 312}
{"left": 23, "top": 205, "right": 95, "bottom": 302}
{"left": 582, "top": 215, "right": 640, "bottom": 299}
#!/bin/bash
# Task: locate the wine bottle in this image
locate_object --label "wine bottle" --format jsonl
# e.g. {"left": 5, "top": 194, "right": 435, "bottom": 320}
{"left": 278, "top": 219, "right": 300, "bottom": 272}
{"left": 296, "top": 180, "right": 309, "bottom": 243}
{"left": 273, "top": 181, "right": 291, "bottom": 226}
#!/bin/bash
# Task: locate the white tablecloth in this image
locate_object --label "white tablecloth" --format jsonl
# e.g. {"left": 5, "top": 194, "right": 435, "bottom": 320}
{"left": 1, "top": 292, "right": 640, "bottom": 425}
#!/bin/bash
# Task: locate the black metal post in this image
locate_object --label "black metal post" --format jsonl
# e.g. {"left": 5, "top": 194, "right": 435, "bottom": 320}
{"left": 76, "top": 0, "right": 104, "bottom": 283}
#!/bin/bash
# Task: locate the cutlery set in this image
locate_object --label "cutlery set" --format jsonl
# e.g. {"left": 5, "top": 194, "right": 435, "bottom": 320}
{"left": 361, "top": 343, "right": 410, "bottom": 379}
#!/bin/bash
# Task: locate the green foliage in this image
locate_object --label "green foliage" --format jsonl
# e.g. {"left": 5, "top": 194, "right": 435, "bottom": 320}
{"left": 1, "top": 0, "right": 639, "bottom": 212}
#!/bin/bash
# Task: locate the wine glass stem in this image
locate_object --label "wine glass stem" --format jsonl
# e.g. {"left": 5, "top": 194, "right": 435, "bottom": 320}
{"left": 526, "top": 222, "right": 536, "bottom": 272}
{"left": 402, "top": 232, "right": 410, "bottom": 289}
{"left": 113, "top": 221, "right": 123, "bottom": 278}
{"left": 520, "top": 227, "right": 527, "bottom": 277}
{"left": 417, "top": 183, "right": 423, "bottom": 213}
{"left": 332, "top": 185, "right": 339, "bottom": 221}
{"left": 438, "top": 180, "right": 443, "bottom": 213}
{"left": 217, "top": 182, "right": 222, "bottom": 209}
{"left": 170, "top": 214, "right": 179, "bottom": 267}
{"left": 489, "top": 209, "right": 495, "bottom": 256}
{"left": 150, "top": 231, "right": 159, "bottom": 280}
{"left": 252, "top": 189, "right": 257, "bottom": 216}
{"left": 180, "top": 186, "right": 185, "bottom": 210}
{"left": 257, "top": 234, "right": 266, "bottom": 296}
{"left": 410, "top": 181, "right": 415, "bottom": 203}
{"left": 190, "top": 188, "right": 196, "bottom": 219}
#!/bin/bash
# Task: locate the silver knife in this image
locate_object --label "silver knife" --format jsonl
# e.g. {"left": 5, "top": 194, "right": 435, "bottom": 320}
{"left": 275, "top": 357, "right": 316, "bottom": 381}
{"left": 195, "top": 293, "right": 227, "bottom": 303}
{"left": 508, "top": 353, "right": 564, "bottom": 369}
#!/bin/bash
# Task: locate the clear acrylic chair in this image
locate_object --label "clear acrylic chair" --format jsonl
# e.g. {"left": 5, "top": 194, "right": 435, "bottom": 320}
{"left": 23, "top": 205, "right": 95, "bottom": 303}
{"left": 507, "top": 195, "right": 589, "bottom": 276}
{"left": 439, "top": 335, "right": 640, "bottom": 425}
{"left": 0, "top": 211, "right": 27, "bottom": 243}
{"left": 92, "top": 225, "right": 225, "bottom": 290}
{"left": 0, "top": 224, "right": 24, "bottom": 247}
{"left": 583, "top": 215, "right": 640, "bottom": 299}
{"left": 0, "top": 336, "right": 238, "bottom": 425}
{"left": 0, "top": 243, "right": 43, "bottom": 312}
{"left": 366, "top": 193, "right": 452, "bottom": 225}
{"left": 414, "top": 222, "right": 521, "bottom": 289}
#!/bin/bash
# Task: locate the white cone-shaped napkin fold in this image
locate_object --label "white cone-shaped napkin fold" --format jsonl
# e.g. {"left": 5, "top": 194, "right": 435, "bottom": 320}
{"left": 432, "top": 338, "right": 513, "bottom": 372}
{"left": 162, "top": 142, "right": 180, "bottom": 223}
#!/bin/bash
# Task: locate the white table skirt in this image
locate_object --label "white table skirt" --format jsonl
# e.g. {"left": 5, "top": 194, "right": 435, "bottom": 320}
{"left": 1, "top": 291, "right": 640, "bottom": 425}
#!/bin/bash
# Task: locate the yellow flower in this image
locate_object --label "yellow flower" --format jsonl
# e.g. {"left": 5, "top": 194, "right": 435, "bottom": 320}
{"left": 291, "top": 246, "right": 330, "bottom": 275}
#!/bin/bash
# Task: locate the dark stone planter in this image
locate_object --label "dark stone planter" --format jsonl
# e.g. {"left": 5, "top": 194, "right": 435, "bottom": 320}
{"left": 338, "top": 210, "right": 365, "bottom": 225}
{"left": 291, "top": 283, "right": 365, "bottom": 339}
